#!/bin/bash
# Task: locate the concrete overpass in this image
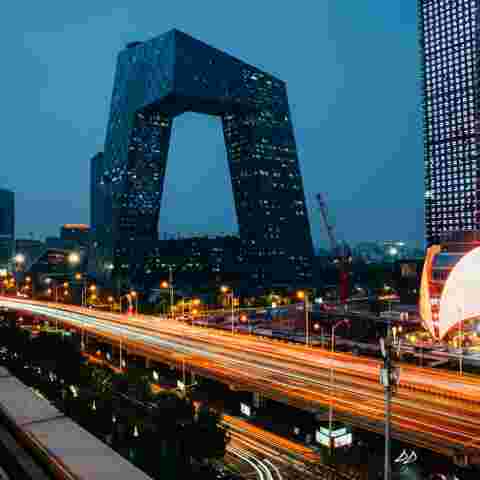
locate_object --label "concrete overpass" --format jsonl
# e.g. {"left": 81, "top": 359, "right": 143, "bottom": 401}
{"left": 2, "top": 297, "right": 480, "bottom": 467}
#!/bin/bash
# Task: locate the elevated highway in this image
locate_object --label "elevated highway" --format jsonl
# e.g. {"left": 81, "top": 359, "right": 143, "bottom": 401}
{"left": 2, "top": 297, "right": 480, "bottom": 465}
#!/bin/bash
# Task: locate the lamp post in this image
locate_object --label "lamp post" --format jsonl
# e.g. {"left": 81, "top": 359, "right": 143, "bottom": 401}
{"left": 221, "top": 286, "right": 235, "bottom": 334}
{"left": 297, "top": 290, "right": 310, "bottom": 347}
{"left": 88, "top": 284, "right": 97, "bottom": 307}
{"left": 161, "top": 267, "right": 174, "bottom": 319}
{"left": 379, "top": 320, "right": 400, "bottom": 480}
{"left": 329, "top": 318, "right": 350, "bottom": 452}
{"left": 68, "top": 252, "right": 81, "bottom": 267}
{"left": 108, "top": 296, "right": 114, "bottom": 312}
{"left": 13, "top": 253, "right": 25, "bottom": 274}
{"left": 130, "top": 291, "right": 138, "bottom": 316}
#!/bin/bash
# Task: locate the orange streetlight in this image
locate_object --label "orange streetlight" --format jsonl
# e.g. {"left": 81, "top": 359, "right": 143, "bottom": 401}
{"left": 130, "top": 291, "right": 139, "bottom": 315}
{"left": 220, "top": 286, "right": 235, "bottom": 334}
{"left": 297, "top": 290, "right": 309, "bottom": 346}
{"left": 68, "top": 252, "right": 81, "bottom": 266}
{"left": 161, "top": 278, "right": 174, "bottom": 319}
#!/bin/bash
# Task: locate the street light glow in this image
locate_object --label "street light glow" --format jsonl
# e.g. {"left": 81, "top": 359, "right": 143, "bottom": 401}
{"left": 14, "top": 253, "right": 25, "bottom": 264}
{"left": 68, "top": 252, "right": 81, "bottom": 265}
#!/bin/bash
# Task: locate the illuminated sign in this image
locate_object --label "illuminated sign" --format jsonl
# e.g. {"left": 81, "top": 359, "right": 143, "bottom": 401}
{"left": 316, "top": 427, "right": 352, "bottom": 449}
{"left": 240, "top": 403, "right": 251, "bottom": 417}
{"left": 319, "top": 427, "right": 347, "bottom": 438}
{"left": 315, "top": 430, "right": 331, "bottom": 447}
{"left": 334, "top": 433, "right": 352, "bottom": 448}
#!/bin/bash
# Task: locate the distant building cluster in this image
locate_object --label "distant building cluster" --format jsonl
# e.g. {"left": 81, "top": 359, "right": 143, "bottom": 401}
{"left": 349, "top": 241, "right": 423, "bottom": 264}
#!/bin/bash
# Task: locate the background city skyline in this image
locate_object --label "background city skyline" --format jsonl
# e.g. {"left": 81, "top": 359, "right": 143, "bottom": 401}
{"left": 0, "top": 1, "right": 421, "bottom": 248}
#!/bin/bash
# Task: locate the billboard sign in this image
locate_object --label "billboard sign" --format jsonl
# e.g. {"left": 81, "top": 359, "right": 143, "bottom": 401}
{"left": 334, "top": 433, "right": 352, "bottom": 448}
{"left": 315, "top": 430, "right": 331, "bottom": 447}
{"left": 240, "top": 403, "right": 251, "bottom": 417}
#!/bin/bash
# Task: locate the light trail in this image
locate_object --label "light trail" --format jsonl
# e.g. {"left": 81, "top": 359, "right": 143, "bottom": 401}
{"left": 2, "top": 298, "right": 480, "bottom": 459}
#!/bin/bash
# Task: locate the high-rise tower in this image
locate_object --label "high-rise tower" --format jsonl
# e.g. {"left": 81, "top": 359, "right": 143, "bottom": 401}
{"left": 0, "top": 189, "right": 14, "bottom": 270}
{"left": 94, "top": 29, "right": 314, "bottom": 287}
{"left": 420, "top": 0, "right": 478, "bottom": 245}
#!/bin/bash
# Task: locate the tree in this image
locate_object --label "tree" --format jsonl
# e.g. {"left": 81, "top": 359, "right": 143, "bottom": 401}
{"left": 187, "top": 406, "right": 229, "bottom": 464}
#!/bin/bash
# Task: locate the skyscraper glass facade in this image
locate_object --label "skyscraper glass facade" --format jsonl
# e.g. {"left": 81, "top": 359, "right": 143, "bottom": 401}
{"left": 420, "top": 0, "right": 478, "bottom": 245}
{"left": 94, "top": 29, "right": 313, "bottom": 287}
{"left": 0, "top": 189, "right": 14, "bottom": 269}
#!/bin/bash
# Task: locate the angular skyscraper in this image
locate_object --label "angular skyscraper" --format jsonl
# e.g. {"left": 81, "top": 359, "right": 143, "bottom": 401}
{"left": 420, "top": 1, "right": 478, "bottom": 245}
{"left": 95, "top": 29, "right": 313, "bottom": 287}
{"left": 0, "top": 189, "right": 14, "bottom": 270}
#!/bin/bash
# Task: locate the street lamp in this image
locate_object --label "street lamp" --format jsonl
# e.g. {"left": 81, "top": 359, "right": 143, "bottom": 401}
{"left": 161, "top": 267, "right": 174, "bottom": 318}
{"left": 379, "top": 321, "right": 400, "bottom": 480}
{"left": 68, "top": 252, "right": 80, "bottom": 266}
{"left": 74, "top": 272, "right": 87, "bottom": 306}
{"left": 297, "top": 290, "right": 310, "bottom": 347}
{"left": 14, "top": 253, "right": 25, "bottom": 265}
{"left": 108, "top": 296, "right": 114, "bottom": 312}
{"left": 86, "top": 284, "right": 97, "bottom": 306}
{"left": 221, "top": 286, "right": 235, "bottom": 334}
{"left": 328, "top": 318, "right": 350, "bottom": 452}
{"left": 240, "top": 313, "right": 250, "bottom": 333}
{"left": 130, "top": 291, "right": 138, "bottom": 315}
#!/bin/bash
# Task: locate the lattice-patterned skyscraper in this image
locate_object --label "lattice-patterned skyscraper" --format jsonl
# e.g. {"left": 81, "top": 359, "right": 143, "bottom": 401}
{"left": 93, "top": 29, "right": 313, "bottom": 286}
{"left": 420, "top": 0, "right": 479, "bottom": 245}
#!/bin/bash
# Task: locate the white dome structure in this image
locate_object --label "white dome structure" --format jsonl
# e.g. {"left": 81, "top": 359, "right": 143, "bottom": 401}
{"left": 439, "top": 246, "right": 480, "bottom": 339}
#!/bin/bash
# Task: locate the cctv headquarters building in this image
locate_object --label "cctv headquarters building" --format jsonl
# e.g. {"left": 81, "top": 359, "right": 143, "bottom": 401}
{"left": 91, "top": 30, "right": 314, "bottom": 290}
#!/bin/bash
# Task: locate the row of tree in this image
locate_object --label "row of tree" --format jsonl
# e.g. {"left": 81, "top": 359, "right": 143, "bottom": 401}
{"left": 0, "top": 320, "right": 229, "bottom": 480}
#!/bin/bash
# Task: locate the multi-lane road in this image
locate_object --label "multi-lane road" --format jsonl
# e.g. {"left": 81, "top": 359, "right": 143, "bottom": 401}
{"left": 1, "top": 297, "right": 480, "bottom": 464}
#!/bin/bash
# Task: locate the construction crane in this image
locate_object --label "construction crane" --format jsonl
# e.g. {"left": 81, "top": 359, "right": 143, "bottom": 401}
{"left": 315, "top": 193, "right": 351, "bottom": 304}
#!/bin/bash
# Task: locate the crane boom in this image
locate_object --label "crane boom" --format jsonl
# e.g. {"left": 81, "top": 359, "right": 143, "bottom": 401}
{"left": 315, "top": 193, "right": 337, "bottom": 252}
{"left": 316, "top": 192, "right": 351, "bottom": 304}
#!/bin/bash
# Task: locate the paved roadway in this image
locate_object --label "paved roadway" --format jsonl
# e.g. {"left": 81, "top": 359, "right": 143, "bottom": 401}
{"left": 2, "top": 298, "right": 480, "bottom": 463}
{"left": 223, "top": 415, "right": 357, "bottom": 480}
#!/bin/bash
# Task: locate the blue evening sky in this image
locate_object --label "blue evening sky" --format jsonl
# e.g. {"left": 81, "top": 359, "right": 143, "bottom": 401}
{"left": 0, "top": 1, "right": 422, "bottom": 248}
